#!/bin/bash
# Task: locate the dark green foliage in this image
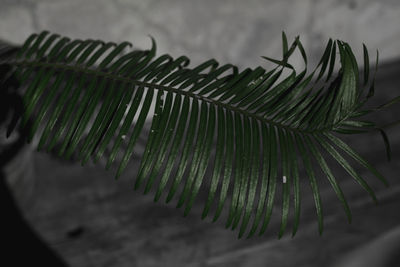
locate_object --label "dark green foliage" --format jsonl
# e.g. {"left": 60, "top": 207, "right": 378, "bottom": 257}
{"left": 1, "top": 31, "right": 398, "bottom": 238}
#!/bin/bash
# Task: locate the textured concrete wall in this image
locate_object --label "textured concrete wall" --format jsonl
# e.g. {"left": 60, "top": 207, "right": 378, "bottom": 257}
{"left": 1, "top": 0, "right": 400, "bottom": 69}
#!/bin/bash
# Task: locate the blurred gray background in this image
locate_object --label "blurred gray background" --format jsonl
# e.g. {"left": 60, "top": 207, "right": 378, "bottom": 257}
{"left": 1, "top": 0, "right": 399, "bottom": 267}
{"left": 1, "top": 0, "right": 400, "bottom": 68}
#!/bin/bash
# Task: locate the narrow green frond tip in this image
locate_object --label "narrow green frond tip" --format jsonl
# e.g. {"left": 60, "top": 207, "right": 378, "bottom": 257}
{"left": 2, "top": 30, "right": 398, "bottom": 239}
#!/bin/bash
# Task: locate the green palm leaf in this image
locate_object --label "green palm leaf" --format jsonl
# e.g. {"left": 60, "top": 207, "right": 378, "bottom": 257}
{"left": 1, "top": 31, "right": 398, "bottom": 238}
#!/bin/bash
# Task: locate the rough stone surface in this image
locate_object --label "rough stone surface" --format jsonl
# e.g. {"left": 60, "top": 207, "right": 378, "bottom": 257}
{"left": 0, "top": 4, "right": 36, "bottom": 45}
{"left": 1, "top": 0, "right": 400, "bottom": 67}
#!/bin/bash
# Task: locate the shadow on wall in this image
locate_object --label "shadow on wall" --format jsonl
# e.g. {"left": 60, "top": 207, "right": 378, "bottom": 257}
{"left": 0, "top": 53, "right": 69, "bottom": 266}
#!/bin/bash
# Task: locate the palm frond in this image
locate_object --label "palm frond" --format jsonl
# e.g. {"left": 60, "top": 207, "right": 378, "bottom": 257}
{"left": 1, "top": 31, "right": 398, "bottom": 238}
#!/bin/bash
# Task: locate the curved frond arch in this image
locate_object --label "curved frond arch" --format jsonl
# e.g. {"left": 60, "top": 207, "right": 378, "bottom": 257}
{"left": 1, "top": 31, "right": 397, "bottom": 238}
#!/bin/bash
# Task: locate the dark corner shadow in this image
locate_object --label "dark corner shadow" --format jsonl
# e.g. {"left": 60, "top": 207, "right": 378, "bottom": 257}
{"left": 1, "top": 59, "right": 69, "bottom": 266}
